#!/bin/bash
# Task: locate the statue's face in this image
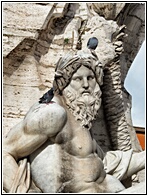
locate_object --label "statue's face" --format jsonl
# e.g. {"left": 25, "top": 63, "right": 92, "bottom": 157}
{"left": 68, "top": 65, "right": 96, "bottom": 96}
{"left": 63, "top": 65, "right": 101, "bottom": 129}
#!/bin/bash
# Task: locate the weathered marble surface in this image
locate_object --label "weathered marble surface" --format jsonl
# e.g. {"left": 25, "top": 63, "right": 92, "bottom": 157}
{"left": 3, "top": 2, "right": 145, "bottom": 193}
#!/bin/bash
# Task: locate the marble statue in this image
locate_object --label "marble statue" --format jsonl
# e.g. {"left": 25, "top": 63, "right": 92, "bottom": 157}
{"left": 3, "top": 49, "right": 145, "bottom": 193}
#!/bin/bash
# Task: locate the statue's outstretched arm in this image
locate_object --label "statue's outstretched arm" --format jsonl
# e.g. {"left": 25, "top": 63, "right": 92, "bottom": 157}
{"left": 123, "top": 150, "right": 145, "bottom": 180}
{"left": 103, "top": 149, "right": 145, "bottom": 181}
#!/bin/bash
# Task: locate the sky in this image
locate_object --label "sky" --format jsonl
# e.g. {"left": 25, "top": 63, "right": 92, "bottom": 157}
{"left": 124, "top": 41, "right": 145, "bottom": 127}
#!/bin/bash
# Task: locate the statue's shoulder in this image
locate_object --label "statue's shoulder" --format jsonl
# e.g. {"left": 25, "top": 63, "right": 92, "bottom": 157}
{"left": 23, "top": 101, "right": 67, "bottom": 137}
{"left": 26, "top": 101, "right": 66, "bottom": 116}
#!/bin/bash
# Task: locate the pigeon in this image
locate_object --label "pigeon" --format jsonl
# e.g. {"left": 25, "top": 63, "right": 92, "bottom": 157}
{"left": 87, "top": 37, "right": 98, "bottom": 50}
{"left": 39, "top": 87, "right": 54, "bottom": 104}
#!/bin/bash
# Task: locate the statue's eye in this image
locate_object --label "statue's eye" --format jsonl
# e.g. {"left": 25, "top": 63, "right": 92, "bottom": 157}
{"left": 75, "top": 77, "right": 81, "bottom": 81}
{"left": 87, "top": 75, "right": 94, "bottom": 80}
{"left": 73, "top": 77, "right": 82, "bottom": 82}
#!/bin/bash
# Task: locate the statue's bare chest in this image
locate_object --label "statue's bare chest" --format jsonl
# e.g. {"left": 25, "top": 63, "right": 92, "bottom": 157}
{"left": 55, "top": 121, "right": 95, "bottom": 157}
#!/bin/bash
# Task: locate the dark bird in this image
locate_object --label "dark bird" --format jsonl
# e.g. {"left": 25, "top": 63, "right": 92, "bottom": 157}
{"left": 39, "top": 87, "right": 54, "bottom": 104}
{"left": 87, "top": 37, "right": 98, "bottom": 50}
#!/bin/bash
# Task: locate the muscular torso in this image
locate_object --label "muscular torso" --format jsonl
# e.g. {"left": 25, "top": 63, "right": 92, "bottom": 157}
{"left": 28, "top": 99, "right": 105, "bottom": 193}
{"left": 3, "top": 98, "right": 127, "bottom": 193}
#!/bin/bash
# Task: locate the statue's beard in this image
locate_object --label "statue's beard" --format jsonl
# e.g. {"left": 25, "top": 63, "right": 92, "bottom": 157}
{"left": 63, "top": 87, "right": 102, "bottom": 130}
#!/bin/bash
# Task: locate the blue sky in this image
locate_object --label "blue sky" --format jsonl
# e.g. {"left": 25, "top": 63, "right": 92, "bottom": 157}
{"left": 124, "top": 41, "right": 145, "bottom": 127}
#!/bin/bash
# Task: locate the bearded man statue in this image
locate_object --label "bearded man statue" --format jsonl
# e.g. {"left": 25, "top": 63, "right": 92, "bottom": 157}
{"left": 3, "top": 49, "right": 145, "bottom": 193}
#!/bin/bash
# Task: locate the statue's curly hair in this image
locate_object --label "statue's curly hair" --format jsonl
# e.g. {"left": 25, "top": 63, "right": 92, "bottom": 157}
{"left": 53, "top": 49, "right": 103, "bottom": 95}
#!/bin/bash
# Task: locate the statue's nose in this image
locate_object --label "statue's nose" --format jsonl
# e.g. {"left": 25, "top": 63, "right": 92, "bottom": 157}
{"left": 83, "top": 78, "right": 89, "bottom": 88}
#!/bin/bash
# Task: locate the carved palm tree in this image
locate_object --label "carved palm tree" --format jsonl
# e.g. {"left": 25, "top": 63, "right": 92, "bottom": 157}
{"left": 90, "top": 3, "right": 145, "bottom": 152}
